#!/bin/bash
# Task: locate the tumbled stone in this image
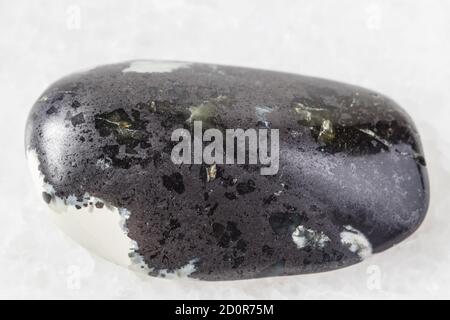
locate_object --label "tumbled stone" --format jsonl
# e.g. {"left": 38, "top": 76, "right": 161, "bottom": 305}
{"left": 25, "top": 60, "right": 429, "bottom": 280}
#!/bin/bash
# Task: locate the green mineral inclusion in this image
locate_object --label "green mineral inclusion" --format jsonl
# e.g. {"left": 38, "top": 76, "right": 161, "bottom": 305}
{"left": 294, "top": 102, "right": 336, "bottom": 144}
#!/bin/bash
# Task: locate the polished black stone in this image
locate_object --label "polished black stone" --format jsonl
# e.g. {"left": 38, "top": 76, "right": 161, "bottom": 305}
{"left": 25, "top": 61, "right": 429, "bottom": 280}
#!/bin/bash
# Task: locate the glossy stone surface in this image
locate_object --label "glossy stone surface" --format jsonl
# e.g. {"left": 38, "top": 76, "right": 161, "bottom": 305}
{"left": 25, "top": 60, "right": 429, "bottom": 280}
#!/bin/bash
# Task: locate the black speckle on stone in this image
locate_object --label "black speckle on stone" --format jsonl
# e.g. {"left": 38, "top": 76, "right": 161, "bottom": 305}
{"left": 95, "top": 202, "right": 104, "bottom": 209}
{"left": 94, "top": 108, "right": 149, "bottom": 149}
{"left": 224, "top": 192, "right": 237, "bottom": 200}
{"left": 262, "top": 245, "right": 274, "bottom": 256}
{"left": 206, "top": 202, "right": 219, "bottom": 216}
{"left": 169, "top": 218, "right": 181, "bottom": 230}
{"left": 102, "top": 144, "right": 119, "bottom": 158}
{"left": 211, "top": 221, "right": 242, "bottom": 249}
{"left": 71, "top": 113, "right": 85, "bottom": 126}
{"left": 236, "top": 180, "right": 256, "bottom": 195}
{"left": 223, "top": 253, "right": 232, "bottom": 262}
{"left": 218, "top": 234, "right": 231, "bottom": 248}
{"left": 220, "top": 174, "right": 237, "bottom": 187}
{"left": 199, "top": 164, "right": 207, "bottom": 182}
{"left": 263, "top": 194, "right": 277, "bottom": 205}
{"left": 152, "top": 151, "right": 163, "bottom": 167}
{"left": 283, "top": 203, "right": 297, "bottom": 212}
{"left": 50, "top": 92, "right": 65, "bottom": 104}
{"left": 139, "top": 141, "right": 152, "bottom": 149}
{"left": 232, "top": 256, "right": 245, "bottom": 269}
{"left": 99, "top": 144, "right": 150, "bottom": 169}
{"left": 72, "top": 100, "right": 81, "bottom": 109}
{"left": 162, "top": 140, "right": 177, "bottom": 155}
{"left": 212, "top": 222, "right": 225, "bottom": 238}
{"left": 226, "top": 221, "right": 241, "bottom": 241}
{"left": 46, "top": 106, "right": 58, "bottom": 115}
{"left": 162, "top": 172, "right": 185, "bottom": 194}
{"left": 236, "top": 239, "right": 247, "bottom": 252}
{"left": 269, "top": 212, "right": 303, "bottom": 236}
{"left": 415, "top": 155, "right": 426, "bottom": 166}
{"left": 42, "top": 192, "right": 52, "bottom": 204}
{"left": 212, "top": 222, "right": 232, "bottom": 248}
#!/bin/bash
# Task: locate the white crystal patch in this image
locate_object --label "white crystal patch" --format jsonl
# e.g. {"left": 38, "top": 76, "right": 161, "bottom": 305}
{"left": 122, "top": 60, "right": 191, "bottom": 73}
{"left": 156, "top": 259, "right": 199, "bottom": 279}
{"left": 26, "top": 149, "right": 147, "bottom": 270}
{"left": 340, "top": 225, "right": 373, "bottom": 259}
{"left": 292, "top": 225, "right": 330, "bottom": 249}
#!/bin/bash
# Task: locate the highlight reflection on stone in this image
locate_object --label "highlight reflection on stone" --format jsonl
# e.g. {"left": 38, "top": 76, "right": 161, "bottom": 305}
{"left": 25, "top": 60, "right": 429, "bottom": 280}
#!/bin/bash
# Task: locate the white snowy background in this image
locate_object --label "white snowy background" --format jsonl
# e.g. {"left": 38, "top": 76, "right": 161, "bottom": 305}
{"left": 0, "top": 0, "right": 449, "bottom": 299}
